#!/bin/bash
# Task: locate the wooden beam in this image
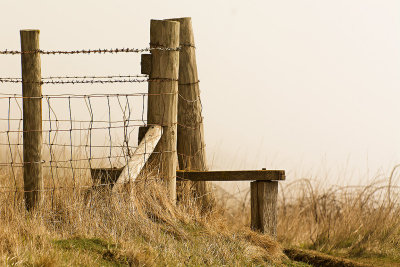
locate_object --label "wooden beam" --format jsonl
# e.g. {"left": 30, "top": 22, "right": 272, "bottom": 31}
{"left": 112, "top": 125, "right": 162, "bottom": 193}
{"left": 176, "top": 170, "right": 285, "bottom": 182}
{"left": 92, "top": 169, "right": 285, "bottom": 183}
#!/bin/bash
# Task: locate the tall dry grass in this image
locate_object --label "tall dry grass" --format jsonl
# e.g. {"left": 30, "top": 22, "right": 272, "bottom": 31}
{"left": 0, "top": 162, "right": 285, "bottom": 266}
{"left": 216, "top": 165, "right": 400, "bottom": 263}
{"left": 277, "top": 173, "right": 400, "bottom": 260}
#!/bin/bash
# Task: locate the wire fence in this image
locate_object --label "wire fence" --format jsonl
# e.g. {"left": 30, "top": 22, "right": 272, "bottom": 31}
{"left": 0, "top": 45, "right": 190, "bottom": 198}
{"left": 0, "top": 92, "right": 147, "bottom": 191}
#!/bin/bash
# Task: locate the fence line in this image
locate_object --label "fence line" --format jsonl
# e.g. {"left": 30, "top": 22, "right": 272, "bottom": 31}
{"left": 0, "top": 79, "right": 194, "bottom": 184}
{"left": 0, "top": 19, "right": 214, "bottom": 213}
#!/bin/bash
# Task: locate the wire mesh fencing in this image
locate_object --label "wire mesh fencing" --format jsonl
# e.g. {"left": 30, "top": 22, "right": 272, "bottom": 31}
{"left": 0, "top": 46, "right": 178, "bottom": 199}
{"left": 0, "top": 22, "right": 204, "bottom": 211}
{"left": 0, "top": 92, "right": 152, "bottom": 193}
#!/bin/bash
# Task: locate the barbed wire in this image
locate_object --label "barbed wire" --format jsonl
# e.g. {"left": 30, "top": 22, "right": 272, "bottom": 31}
{"left": 0, "top": 47, "right": 181, "bottom": 55}
{"left": 41, "top": 74, "right": 148, "bottom": 80}
{"left": 0, "top": 45, "right": 204, "bottom": 199}
{"left": 0, "top": 92, "right": 177, "bottom": 99}
{"left": 0, "top": 77, "right": 178, "bottom": 84}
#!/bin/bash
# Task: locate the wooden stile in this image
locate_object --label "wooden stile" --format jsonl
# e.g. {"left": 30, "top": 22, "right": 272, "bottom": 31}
{"left": 177, "top": 170, "right": 285, "bottom": 182}
{"left": 90, "top": 166, "right": 283, "bottom": 237}
{"left": 148, "top": 20, "right": 180, "bottom": 203}
{"left": 20, "top": 30, "right": 43, "bottom": 211}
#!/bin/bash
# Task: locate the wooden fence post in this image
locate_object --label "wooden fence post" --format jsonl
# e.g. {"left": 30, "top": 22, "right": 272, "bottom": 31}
{"left": 251, "top": 181, "right": 278, "bottom": 237}
{"left": 20, "top": 30, "right": 43, "bottom": 211}
{"left": 166, "top": 17, "right": 213, "bottom": 208}
{"left": 148, "top": 20, "right": 180, "bottom": 203}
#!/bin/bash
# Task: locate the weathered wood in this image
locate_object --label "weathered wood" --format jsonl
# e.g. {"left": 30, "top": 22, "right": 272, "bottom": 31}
{"left": 177, "top": 170, "right": 285, "bottom": 181}
{"left": 20, "top": 30, "right": 43, "bottom": 211}
{"left": 251, "top": 181, "right": 278, "bottom": 237}
{"left": 91, "top": 169, "right": 285, "bottom": 183}
{"left": 141, "top": 54, "right": 151, "bottom": 75}
{"left": 148, "top": 20, "right": 180, "bottom": 203}
{"left": 166, "top": 17, "right": 212, "bottom": 206}
{"left": 112, "top": 125, "right": 162, "bottom": 192}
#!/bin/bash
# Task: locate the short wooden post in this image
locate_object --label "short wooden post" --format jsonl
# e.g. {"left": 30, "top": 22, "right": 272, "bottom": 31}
{"left": 251, "top": 181, "right": 278, "bottom": 237}
{"left": 148, "top": 20, "right": 180, "bottom": 203}
{"left": 20, "top": 30, "right": 43, "bottom": 210}
{"left": 166, "top": 17, "right": 213, "bottom": 207}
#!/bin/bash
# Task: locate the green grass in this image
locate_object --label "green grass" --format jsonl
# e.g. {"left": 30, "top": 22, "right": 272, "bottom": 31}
{"left": 53, "top": 238, "right": 122, "bottom": 267}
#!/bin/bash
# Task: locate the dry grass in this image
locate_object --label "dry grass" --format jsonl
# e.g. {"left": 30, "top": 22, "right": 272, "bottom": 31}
{"left": 2, "top": 145, "right": 399, "bottom": 266}
{"left": 276, "top": 166, "right": 400, "bottom": 264}
{"left": 0, "top": 164, "right": 285, "bottom": 266}
{"left": 216, "top": 166, "right": 400, "bottom": 266}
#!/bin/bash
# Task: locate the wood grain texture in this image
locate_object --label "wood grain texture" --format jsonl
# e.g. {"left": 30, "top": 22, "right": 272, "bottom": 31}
{"left": 91, "top": 169, "right": 284, "bottom": 183}
{"left": 177, "top": 170, "right": 285, "bottom": 181}
{"left": 113, "top": 125, "right": 162, "bottom": 193}
{"left": 148, "top": 20, "right": 180, "bottom": 203}
{"left": 251, "top": 181, "right": 278, "bottom": 237}
{"left": 20, "top": 30, "right": 43, "bottom": 211}
{"left": 166, "top": 17, "right": 212, "bottom": 207}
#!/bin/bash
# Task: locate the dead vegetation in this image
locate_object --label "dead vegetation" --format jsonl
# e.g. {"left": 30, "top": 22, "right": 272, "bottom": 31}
{"left": 219, "top": 165, "right": 400, "bottom": 265}
{"left": 1, "top": 146, "right": 400, "bottom": 266}
{"left": 277, "top": 173, "right": 400, "bottom": 262}
{"left": 0, "top": 164, "right": 285, "bottom": 266}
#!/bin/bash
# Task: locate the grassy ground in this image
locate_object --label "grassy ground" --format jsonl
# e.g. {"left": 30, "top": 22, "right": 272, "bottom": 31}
{"left": 1, "top": 159, "right": 400, "bottom": 266}
{"left": 0, "top": 168, "right": 286, "bottom": 266}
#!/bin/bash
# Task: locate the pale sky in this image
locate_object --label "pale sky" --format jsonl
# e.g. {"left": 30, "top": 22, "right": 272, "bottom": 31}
{"left": 1, "top": 0, "right": 400, "bottom": 186}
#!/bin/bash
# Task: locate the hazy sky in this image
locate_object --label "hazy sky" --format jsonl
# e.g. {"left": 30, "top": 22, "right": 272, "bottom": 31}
{"left": 1, "top": 0, "right": 400, "bottom": 186}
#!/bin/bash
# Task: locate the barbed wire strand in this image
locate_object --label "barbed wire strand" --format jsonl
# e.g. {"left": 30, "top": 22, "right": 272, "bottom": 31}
{"left": 0, "top": 46, "right": 180, "bottom": 55}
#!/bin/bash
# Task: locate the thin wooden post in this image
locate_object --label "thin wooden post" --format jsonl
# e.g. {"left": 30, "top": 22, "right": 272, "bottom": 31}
{"left": 20, "top": 30, "right": 43, "bottom": 211}
{"left": 148, "top": 20, "right": 180, "bottom": 203}
{"left": 251, "top": 181, "right": 278, "bottom": 237}
{"left": 166, "top": 17, "right": 213, "bottom": 207}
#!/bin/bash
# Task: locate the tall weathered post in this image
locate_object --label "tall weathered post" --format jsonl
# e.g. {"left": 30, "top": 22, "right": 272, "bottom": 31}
{"left": 148, "top": 20, "right": 180, "bottom": 203}
{"left": 20, "top": 30, "right": 43, "bottom": 210}
{"left": 167, "top": 17, "right": 213, "bottom": 208}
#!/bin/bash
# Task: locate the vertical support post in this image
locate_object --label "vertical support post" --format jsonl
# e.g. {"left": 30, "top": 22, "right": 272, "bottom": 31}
{"left": 20, "top": 30, "right": 43, "bottom": 211}
{"left": 167, "top": 17, "right": 213, "bottom": 208}
{"left": 251, "top": 181, "right": 278, "bottom": 237}
{"left": 148, "top": 20, "right": 180, "bottom": 203}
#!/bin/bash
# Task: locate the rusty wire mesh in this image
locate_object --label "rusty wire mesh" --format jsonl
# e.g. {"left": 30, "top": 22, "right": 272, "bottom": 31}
{"left": 0, "top": 45, "right": 200, "bottom": 200}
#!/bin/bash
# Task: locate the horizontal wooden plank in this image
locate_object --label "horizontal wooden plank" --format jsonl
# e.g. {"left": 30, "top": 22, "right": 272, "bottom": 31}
{"left": 176, "top": 170, "right": 285, "bottom": 182}
{"left": 91, "top": 169, "right": 285, "bottom": 184}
